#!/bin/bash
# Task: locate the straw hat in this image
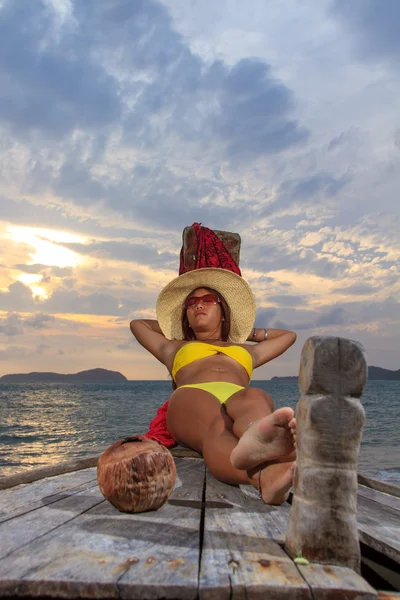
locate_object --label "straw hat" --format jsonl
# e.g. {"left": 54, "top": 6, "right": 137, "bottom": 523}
{"left": 156, "top": 268, "right": 256, "bottom": 343}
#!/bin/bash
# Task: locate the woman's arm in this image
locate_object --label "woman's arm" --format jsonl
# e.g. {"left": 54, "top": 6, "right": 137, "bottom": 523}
{"left": 130, "top": 319, "right": 171, "bottom": 363}
{"left": 247, "top": 327, "right": 297, "bottom": 368}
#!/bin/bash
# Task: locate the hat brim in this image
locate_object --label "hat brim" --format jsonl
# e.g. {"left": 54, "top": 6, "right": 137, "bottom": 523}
{"left": 156, "top": 268, "right": 256, "bottom": 343}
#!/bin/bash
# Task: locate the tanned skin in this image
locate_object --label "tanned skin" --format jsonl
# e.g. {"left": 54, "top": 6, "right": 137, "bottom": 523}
{"left": 130, "top": 288, "right": 297, "bottom": 504}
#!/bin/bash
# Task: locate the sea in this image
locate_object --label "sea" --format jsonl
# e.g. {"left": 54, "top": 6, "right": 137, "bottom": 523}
{"left": 0, "top": 380, "right": 399, "bottom": 483}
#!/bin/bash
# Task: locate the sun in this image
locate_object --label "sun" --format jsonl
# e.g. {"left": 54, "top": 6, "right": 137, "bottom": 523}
{"left": 6, "top": 225, "right": 88, "bottom": 299}
{"left": 7, "top": 225, "right": 86, "bottom": 269}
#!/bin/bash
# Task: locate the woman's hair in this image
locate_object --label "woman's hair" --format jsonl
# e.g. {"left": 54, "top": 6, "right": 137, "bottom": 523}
{"left": 180, "top": 287, "right": 231, "bottom": 341}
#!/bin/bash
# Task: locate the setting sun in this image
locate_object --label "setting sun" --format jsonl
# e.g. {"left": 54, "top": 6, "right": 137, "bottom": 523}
{"left": 16, "top": 273, "right": 48, "bottom": 299}
{"left": 6, "top": 225, "right": 86, "bottom": 269}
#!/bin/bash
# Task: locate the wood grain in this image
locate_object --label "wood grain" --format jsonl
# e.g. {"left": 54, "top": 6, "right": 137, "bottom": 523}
{"left": 286, "top": 336, "right": 366, "bottom": 572}
{"left": 199, "top": 471, "right": 311, "bottom": 600}
{"left": 0, "top": 483, "right": 104, "bottom": 561}
{"left": 0, "top": 447, "right": 201, "bottom": 491}
{"left": 0, "top": 458, "right": 205, "bottom": 600}
{"left": 357, "top": 494, "right": 400, "bottom": 565}
{"left": 358, "top": 484, "right": 400, "bottom": 513}
{"left": 0, "top": 455, "right": 101, "bottom": 490}
{"left": 296, "top": 563, "right": 377, "bottom": 599}
{"left": 0, "top": 468, "right": 97, "bottom": 522}
{"left": 358, "top": 474, "right": 400, "bottom": 499}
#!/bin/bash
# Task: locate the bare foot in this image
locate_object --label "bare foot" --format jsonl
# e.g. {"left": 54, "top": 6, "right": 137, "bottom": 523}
{"left": 230, "top": 407, "right": 296, "bottom": 470}
{"left": 256, "top": 461, "right": 296, "bottom": 505}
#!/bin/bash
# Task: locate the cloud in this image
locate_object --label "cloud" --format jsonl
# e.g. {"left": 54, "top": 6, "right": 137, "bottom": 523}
{"left": 43, "top": 288, "right": 123, "bottom": 316}
{"left": 267, "top": 295, "right": 307, "bottom": 307}
{"left": 333, "top": 283, "right": 378, "bottom": 295}
{"left": 266, "top": 171, "right": 352, "bottom": 216}
{"left": 207, "top": 58, "right": 308, "bottom": 159}
{"left": 254, "top": 307, "right": 277, "bottom": 327}
{"left": 0, "top": 0, "right": 306, "bottom": 157}
{"left": 13, "top": 264, "right": 73, "bottom": 278}
{"left": 59, "top": 240, "right": 177, "bottom": 268}
{"left": 246, "top": 239, "right": 351, "bottom": 279}
{"left": 0, "top": 0, "right": 121, "bottom": 139}
{"left": 331, "top": 0, "right": 400, "bottom": 65}
{"left": 274, "top": 319, "right": 315, "bottom": 331}
{"left": 0, "top": 0, "right": 310, "bottom": 238}
{"left": 24, "top": 313, "right": 55, "bottom": 329}
{"left": 316, "top": 306, "right": 348, "bottom": 327}
{"left": 0, "top": 346, "right": 29, "bottom": 361}
{"left": 0, "top": 313, "right": 24, "bottom": 336}
{"left": 270, "top": 296, "right": 400, "bottom": 333}
{"left": 0, "top": 312, "right": 71, "bottom": 337}
{"left": 0, "top": 281, "right": 35, "bottom": 311}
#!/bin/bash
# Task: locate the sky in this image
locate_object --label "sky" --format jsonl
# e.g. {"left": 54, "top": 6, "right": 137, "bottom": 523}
{"left": 0, "top": 0, "right": 399, "bottom": 380}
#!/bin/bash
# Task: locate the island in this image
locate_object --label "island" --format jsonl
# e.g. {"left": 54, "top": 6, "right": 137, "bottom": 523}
{"left": 271, "top": 366, "right": 400, "bottom": 381}
{"left": 0, "top": 368, "right": 128, "bottom": 383}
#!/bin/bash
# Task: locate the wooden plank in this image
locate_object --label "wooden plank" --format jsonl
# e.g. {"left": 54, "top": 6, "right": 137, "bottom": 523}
{"left": 0, "top": 477, "right": 98, "bottom": 524}
{"left": 0, "top": 483, "right": 104, "bottom": 561}
{"left": 358, "top": 474, "right": 400, "bottom": 499}
{"left": 357, "top": 494, "right": 400, "bottom": 565}
{"left": 378, "top": 593, "right": 400, "bottom": 599}
{"left": 0, "top": 468, "right": 97, "bottom": 522}
{"left": 0, "top": 455, "right": 101, "bottom": 490}
{"left": 199, "top": 472, "right": 311, "bottom": 600}
{"left": 296, "top": 563, "right": 378, "bottom": 599}
{"left": 358, "top": 484, "right": 400, "bottom": 513}
{"left": 0, "top": 458, "right": 205, "bottom": 600}
{"left": 0, "top": 447, "right": 200, "bottom": 491}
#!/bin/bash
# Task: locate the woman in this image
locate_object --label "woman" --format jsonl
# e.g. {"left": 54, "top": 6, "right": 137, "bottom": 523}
{"left": 130, "top": 267, "right": 297, "bottom": 505}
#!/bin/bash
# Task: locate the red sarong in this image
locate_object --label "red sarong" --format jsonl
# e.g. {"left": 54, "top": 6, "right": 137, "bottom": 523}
{"left": 143, "top": 223, "right": 241, "bottom": 447}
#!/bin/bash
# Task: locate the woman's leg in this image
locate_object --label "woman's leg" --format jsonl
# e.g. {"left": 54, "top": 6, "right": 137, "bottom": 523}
{"left": 225, "top": 387, "right": 297, "bottom": 504}
{"left": 225, "top": 387, "right": 296, "bottom": 468}
{"left": 167, "top": 386, "right": 296, "bottom": 503}
{"left": 166, "top": 388, "right": 250, "bottom": 485}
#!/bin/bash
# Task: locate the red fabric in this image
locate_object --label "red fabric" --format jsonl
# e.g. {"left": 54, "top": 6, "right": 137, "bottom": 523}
{"left": 179, "top": 222, "right": 241, "bottom": 275}
{"left": 142, "top": 401, "right": 176, "bottom": 448}
{"left": 143, "top": 223, "right": 241, "bottom": 448}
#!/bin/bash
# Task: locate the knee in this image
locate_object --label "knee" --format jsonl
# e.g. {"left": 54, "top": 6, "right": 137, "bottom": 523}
{"left": 241, "top": 387, "right": 274, "bottom": 412}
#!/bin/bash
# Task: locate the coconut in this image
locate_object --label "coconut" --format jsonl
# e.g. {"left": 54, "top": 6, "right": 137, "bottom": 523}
{"left": 97, "top": 436, "right": 176, "bottom": 513}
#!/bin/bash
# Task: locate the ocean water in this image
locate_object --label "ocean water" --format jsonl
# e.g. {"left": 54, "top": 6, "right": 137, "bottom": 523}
{"left": 0, "top": 380, "right": 399, "bottom": 483}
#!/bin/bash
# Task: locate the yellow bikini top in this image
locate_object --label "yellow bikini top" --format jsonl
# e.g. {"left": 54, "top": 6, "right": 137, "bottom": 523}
{"left": 171, "top": 342, "right": 253, "bottom": 380}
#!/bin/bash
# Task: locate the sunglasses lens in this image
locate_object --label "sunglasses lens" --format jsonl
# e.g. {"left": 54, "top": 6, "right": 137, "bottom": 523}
{"left": 203, "top": 294, "right": 218, "bottom": 304}
{"left": 186, "top": 294, "right": 219, "bottom": 308}
{"left": 186, "top": 297, "right": 198, "bottom": 308}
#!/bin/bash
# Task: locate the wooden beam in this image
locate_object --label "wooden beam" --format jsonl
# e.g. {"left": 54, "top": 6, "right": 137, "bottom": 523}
{"left": 0, "top": 455, "right": 100, "bottom": 490}
{"left": 358, "top": 474, "right": 400, "bottom": 499}
{"left": 0, "top": 447, "right": 201, "bottom": 491}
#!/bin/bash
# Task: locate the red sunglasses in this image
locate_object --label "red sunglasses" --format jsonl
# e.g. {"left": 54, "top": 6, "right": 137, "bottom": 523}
{"left": 185, "top": 294, "right": 221, "bottom": 309}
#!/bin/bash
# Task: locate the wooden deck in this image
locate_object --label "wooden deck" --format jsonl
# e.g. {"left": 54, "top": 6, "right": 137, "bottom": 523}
{"left": 0, "top": 454, "right": 399, "bottom": 599}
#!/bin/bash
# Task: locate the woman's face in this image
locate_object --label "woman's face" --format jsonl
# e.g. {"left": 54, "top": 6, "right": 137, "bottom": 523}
{"left": 185, "top": 287, "right": 223, "bottom": 334}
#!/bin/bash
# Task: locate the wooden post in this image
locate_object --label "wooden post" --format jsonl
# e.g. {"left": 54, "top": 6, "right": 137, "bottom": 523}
{"left": 181, "top": 226, "right": 241, "bottom": 272}
{"left": 285, "top": 336, "right": 367, "bottom": 572}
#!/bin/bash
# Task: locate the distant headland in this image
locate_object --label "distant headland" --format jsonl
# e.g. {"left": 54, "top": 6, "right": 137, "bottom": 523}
{"left": 271, "top": 366, "right": 400, "bottom": 381}
{"left": 0, "top": 368, "right": 127, "bottom": 383}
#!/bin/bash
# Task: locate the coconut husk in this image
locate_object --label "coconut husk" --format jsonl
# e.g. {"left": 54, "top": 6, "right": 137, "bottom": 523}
{"left": 97, "top": 435, "right": 176, "bottom": 513}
